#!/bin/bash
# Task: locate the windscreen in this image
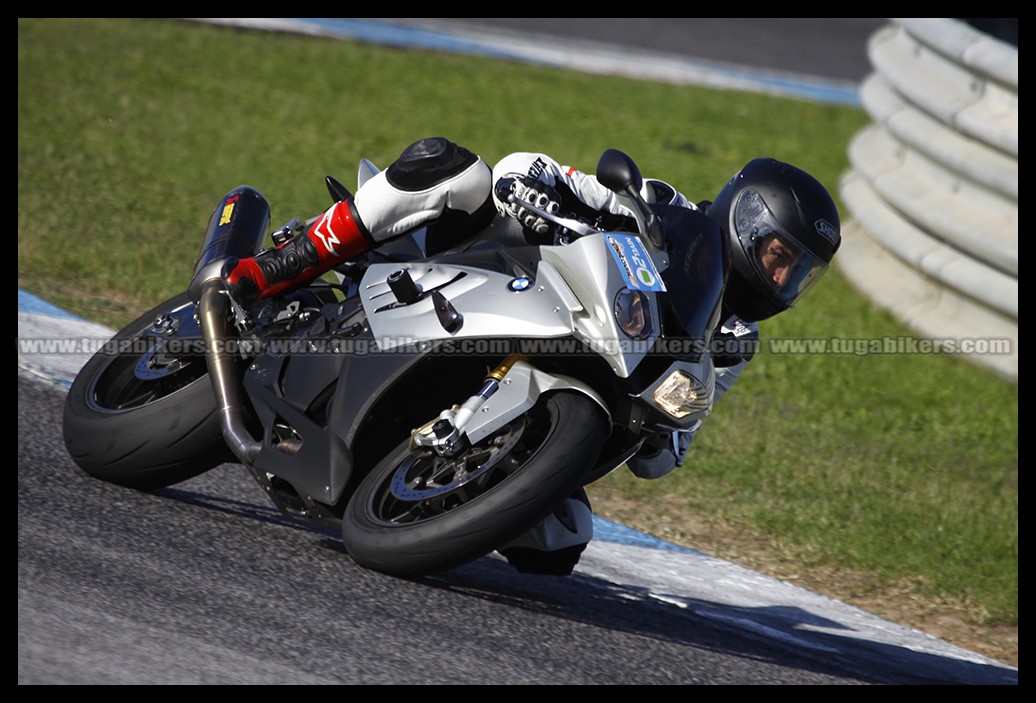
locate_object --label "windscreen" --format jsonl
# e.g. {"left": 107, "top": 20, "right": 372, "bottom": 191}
{"left": 656, "top": 205, "right": 729, "bottom": 351}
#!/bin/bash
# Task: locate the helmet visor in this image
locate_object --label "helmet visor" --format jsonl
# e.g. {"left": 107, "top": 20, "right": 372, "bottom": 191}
{"left": 733, "top": 189, "right": 828, "bottom": 307}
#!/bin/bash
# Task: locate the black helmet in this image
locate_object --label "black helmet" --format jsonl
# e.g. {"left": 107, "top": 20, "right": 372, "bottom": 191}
{"left": 705, "top": 158, "right": 840, "bottom": 322}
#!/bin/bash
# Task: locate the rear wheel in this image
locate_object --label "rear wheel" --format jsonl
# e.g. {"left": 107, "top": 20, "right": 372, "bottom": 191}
{"left": 62, "top": 292, "right": 234, "bottom": 490}
{"left": 342, "top": 391, "right": 607, "bottom": 577}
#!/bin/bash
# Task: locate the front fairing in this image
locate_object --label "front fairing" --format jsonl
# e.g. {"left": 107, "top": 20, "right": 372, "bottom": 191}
{"left": 359, "top": 204, "right": 727, "bottom": 376}
{"left": 358, "top": 234, "right": 663, "bottom": 380}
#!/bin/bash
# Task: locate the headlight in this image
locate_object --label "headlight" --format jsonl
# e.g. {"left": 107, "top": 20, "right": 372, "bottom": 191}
{"left": 652, "top": 370, "right": 711, "bottom": 418}
{"left": 614, "top": 287, "right": 652, "bottom": 340}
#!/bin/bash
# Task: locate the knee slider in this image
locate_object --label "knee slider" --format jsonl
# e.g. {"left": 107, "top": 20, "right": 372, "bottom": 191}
{"left": 387, "top": 137, "right": 478, "bottom": 190}
{"left": 354, "top": 138, "right": 492, "bottom": 243}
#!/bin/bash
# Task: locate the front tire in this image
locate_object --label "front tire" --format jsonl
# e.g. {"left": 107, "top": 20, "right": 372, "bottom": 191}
{"left": 62, "top": 291, "right": 234, "bottom": 490}
{"left": 342, "top": 391, "right": 607, "bottom": 578}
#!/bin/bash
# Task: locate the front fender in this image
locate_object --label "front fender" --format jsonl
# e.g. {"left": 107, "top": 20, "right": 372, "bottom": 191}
{"left": 462, "top": 360, "right": 610, "bottom": 445}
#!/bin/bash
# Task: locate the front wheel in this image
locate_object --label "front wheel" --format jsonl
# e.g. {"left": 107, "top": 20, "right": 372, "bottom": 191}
{"left": 62, "top": 291, "right": 234, "bottom": 490}
{"left": 342, "top": 391, "right": 607, "bottom": 578}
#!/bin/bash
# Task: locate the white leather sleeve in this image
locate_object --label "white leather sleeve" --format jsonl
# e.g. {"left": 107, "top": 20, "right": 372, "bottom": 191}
{"left": 492, "top": 152, "right": 630, "bottom": 217}
{"left": 492, "top": 151, "right": 692, "bottom": 218}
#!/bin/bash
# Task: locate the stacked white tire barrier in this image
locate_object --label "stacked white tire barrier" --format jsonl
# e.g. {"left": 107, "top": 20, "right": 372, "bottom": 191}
{"left": 838, "top": 18, "right": 1018, "bottom": 381}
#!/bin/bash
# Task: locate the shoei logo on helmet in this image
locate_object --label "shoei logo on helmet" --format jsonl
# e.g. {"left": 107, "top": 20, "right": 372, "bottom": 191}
{"left": 815, "top": 218, "right": 838, "bottom": 243}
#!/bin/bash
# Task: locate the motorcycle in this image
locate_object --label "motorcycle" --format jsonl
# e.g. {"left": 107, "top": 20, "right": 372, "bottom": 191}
{"left": 62, "top": 149, "right": 729, "bottom": 578}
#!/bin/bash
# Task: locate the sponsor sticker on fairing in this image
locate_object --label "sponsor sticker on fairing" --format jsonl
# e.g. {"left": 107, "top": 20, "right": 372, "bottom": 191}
{"left": 604, "top": 233, "right": 667, "bottom": 292}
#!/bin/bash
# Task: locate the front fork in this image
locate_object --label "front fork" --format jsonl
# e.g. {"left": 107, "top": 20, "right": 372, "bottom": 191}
{"left": 409, "top": 355, "right": 611, "bottom": 460}
{"left": 410, "top": 354, "right": 527, "bottom": 457}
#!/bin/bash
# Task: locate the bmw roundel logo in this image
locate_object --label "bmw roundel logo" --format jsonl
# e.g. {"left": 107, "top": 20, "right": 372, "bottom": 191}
{"left": 508, "top": 276, "right": 532, "bottom": 292}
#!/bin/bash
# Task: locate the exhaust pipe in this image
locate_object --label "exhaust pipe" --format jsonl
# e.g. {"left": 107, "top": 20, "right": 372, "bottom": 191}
{"left": 192, "top": 186, "right": 271, "bottom": 465}
{"left": 198, "top": 279, "right": 262, "bottom": 465}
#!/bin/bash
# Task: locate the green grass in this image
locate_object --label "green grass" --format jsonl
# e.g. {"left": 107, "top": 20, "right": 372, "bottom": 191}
{"left": 18, "top": 19, "right": 1017, "bottom": 632}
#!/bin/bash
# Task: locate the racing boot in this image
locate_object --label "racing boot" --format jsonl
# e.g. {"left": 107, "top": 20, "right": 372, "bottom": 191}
{"left": 497, "top": 487, "right": 594, "bottom": 576}
{"left": 221, "top": 136, "right": 492, "bottom": 309}
{"left": 221, "top": 199, "right": 371, "bottom": 309}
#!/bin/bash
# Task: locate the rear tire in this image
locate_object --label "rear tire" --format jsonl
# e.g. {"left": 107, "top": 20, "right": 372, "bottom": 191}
{"left": 62, "top": 292, "right": 234, "bottom": 490}
{"left": 342, "top": 391, "right": 607, "bottom": 577}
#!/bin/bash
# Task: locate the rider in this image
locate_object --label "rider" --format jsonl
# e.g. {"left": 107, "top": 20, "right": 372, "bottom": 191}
{"left": 221, "top": 137, "right": 841, "bottom": 575}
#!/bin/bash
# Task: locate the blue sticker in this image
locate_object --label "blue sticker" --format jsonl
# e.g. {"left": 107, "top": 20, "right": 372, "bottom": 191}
{"left": 604, "top": 233, "right": 667, "bottom": 292}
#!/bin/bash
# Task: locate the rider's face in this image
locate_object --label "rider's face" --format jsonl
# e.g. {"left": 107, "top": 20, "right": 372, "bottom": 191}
{"left": 757, "top": 234, "right": 798, "bottom": 288}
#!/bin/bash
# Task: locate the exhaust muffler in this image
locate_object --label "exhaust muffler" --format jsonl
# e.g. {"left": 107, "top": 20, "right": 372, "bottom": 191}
{"left": 189, "top": 185, "right": 270, "bottom": 303}
{"left": 191, "top": 186, "right": 271, "bottom": 465}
